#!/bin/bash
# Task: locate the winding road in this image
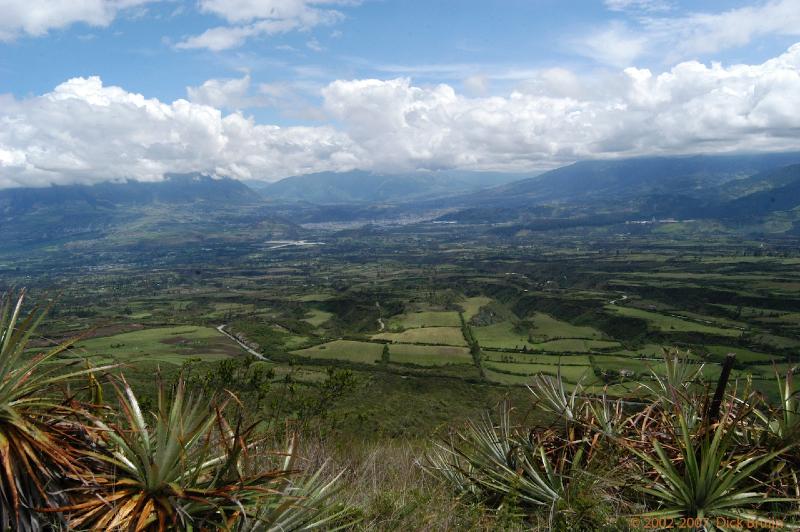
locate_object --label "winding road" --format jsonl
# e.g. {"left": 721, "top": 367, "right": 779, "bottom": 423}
{"left": 609, "top": 294, "right": 628, "bottom": 305}
{"left": 375, "top": 301, "right": 385, "bottom": 331}
{"left": 216, "top": 324, "right": 269, "bottom": 361}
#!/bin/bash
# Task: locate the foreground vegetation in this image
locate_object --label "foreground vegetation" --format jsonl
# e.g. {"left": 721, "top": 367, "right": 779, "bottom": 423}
{"left": 0, "top": 292, "right": 347, "bottom": 530}
{"left": 3, "top": 198, "right": 800, "bottom": 528}
{"left": 4, "top": 288, "right": 800, "bottom": 530}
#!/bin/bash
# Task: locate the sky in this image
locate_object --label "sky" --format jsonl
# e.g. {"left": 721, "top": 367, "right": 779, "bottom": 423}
{"left": 1, "top": 0, "right": 800, "bottom": 188}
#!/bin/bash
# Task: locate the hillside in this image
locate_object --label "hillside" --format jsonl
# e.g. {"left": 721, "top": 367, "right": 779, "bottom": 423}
{"left": 463, "top": 152, "right": 800, "bottom": 207}
{"left": 249, "top": 170, "right": 528, "bottom": 204}
{"left": 0, "top": 173, "right": 257, "bottom": 216}
{"left": 0, "top": 174, "right": 297, "bottom": 251}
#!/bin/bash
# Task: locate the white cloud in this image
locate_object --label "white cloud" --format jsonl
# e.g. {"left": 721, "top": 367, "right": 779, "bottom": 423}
{"left": 586, "top": 0, "right": 800, "bottom": 66}
{"left": 0, "top": 76, "right": 362, "bottom": 188}
{"left": 2, "top": 44, "right": 800, "bottom": 188}
{"left": 0, "top": 0, "right": 157, "bottom": 41}
{"left": 187, "top": 74, "right": 256, "bottom": 109}
{"left": 575, "top": 22, "right": 648, "bottom": 68}
{"left": 177, "top": 0, "right": 355, "bottom": 51}
{"left": 463, "top": 75, "right": 490, "bottom": 96}
{"left": 652, "top": 0, "right": 800, "bottom": 59}
{"left": 322, "top": 44, "right": 800, "bottom": 171}
{"left": 604, "top": 0, "right": 672, "bottom": 13}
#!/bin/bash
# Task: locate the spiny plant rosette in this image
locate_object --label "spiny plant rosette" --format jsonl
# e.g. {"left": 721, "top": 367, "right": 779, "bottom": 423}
{"left": 60, "top": 375, "right": 349, "bottom": 531}
{"left": 428, "top": 350, "right": 800, "bottom": 529}
{"left": 0, "top": 291, "right": 351, "bottom": 531}
{"left": 0, "top": 291, "right": 110, "bottom": 530}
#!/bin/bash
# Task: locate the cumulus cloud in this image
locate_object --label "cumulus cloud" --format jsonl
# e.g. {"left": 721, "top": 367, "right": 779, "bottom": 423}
{"left": 0, "top": 76, "right": 362, "bottom": 188}
{"left": 2, "top": 44, "right": 800, "bottom": 188}
{"left": 177, "top": 0, "right": 355, "bottom": 51}
{"left": 323, "top": 45, "right": 800, "bottom": 171}
{"left": 0, "top": 0, "right": 157, "bottom": 41}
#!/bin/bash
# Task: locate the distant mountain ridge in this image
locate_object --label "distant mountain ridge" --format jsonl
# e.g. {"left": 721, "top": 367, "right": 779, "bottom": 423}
{"left": 436, "top": 154, "right": 800, "bottom": 225}
{"left": 0, "top": 173, "right": 256, "bottom": 216}
{"left": 459, "top": 152, "right": 800, "bottom": 207}
{"left": 247, "top": 170, "right": 530, "bottom": 204}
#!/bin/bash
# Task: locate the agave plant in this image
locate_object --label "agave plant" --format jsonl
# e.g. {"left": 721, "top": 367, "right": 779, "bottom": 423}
{"left": 527, "top": 371, "right": 582, "bottom": 423}
{"left": 0, "top": 291, "right": 107, "bottom": 530}
{"left": 754, "top": 368, "right": 800, "bottom": 445}
{"left": 61, "top": 376, "right": 282, "bottom": 530}
{"left": 64, "top": 375, "right": 350, "bottom": 531}
{"left": 427, "top": 403, "right": 566, "bottom": 509}
{"left": 629, "top": 400, "right": 794, "bottom": 527}
{"left": 239, "top": 436, "right": 352, "bottom": 531}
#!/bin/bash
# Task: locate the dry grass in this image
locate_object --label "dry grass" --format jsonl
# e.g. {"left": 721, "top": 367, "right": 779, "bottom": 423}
{"left": 295, "top": 437, "right": 515, "bottom": 531}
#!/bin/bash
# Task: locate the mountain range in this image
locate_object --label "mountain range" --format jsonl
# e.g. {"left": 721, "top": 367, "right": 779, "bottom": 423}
{"left": 244, "top": 170, "right": 527, "bottom": 204}
{"left": 3, "top": 153, "right": 800, "bottom": 251}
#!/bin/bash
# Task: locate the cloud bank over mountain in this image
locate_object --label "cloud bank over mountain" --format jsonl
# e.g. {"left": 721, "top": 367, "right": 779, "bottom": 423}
{"left": 1, "top": 43, "right": 799, "bottom": 188}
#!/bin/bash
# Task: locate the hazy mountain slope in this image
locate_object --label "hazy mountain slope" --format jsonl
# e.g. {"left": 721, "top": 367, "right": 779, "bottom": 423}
{"left": 724, "top": 164, "right": 800, "bottom": 217}
{"left": 460, "top": 153, "right": 800, "bottom": 208}
{"left": 0, "top": 174, "right": 296, "bottom": 251}
{"left": 0, "top": 174, "right": 256, "bottom": 216}
{"left": 249, "top": 170, "right": 530, "bottom": 204}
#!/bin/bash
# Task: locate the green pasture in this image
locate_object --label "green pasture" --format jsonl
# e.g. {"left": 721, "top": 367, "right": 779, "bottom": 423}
{"left": 460, "top": 296, "right": 493, "bottom": 320}
{"left": 483, "top": 352, "right": 591, "bottom": 366}
{"left": 703, "top": 345, "right": 780, "bottom": 363}
{"left": 303, "top": 309, "right": 334, "bottom": 327}
{"left": 73, "top": 326, "right": 237, "bottom": 364}
{"left": 373, "top": 326, "right": 467, "bottom": 346}
{"left": 528, "top": 312, "right": 604, "bottom": 340}
{"left": 387, "top": 310, "right": 462, "bottom": 329}
{"left": 528, "top": 338, "right": 621, "bottom": 353}
{"left": 606, "top": 305, "right": 741, "bottom": 337}
{"left": 387, "top": 344, "right": 473, "bottom": 366}
{"left": 473, "top": 322, "right": 531, "bottom": 349}
{"left": 292, "top": 340, "right": 384, "bottom": 364}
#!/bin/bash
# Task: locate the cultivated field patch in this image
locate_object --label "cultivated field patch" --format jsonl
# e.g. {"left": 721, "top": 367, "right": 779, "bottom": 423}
{"left": 373, "top": 326, "right": 467, "bottom": 346}
{"left": 74, "top": 326, "right": 237, "bottom": 364}
{"left": 387, "top": 311, "right": 462, "bottom": 329}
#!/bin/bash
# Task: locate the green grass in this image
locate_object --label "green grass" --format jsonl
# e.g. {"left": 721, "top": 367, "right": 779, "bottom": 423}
{"left": 528, "top": 312, "right": 604, "bottom": 340}
{"left": 292, "top": 340, "right": 384, "bottom": 364}
{"left": 303, "top": 309, "right": 334, "bottom": 327}
{"left": 460, "top": 296, "right": 492, "bottom": 320}
{"left": 753, "top": 334, "right": 800, "bottom": 349}
{"left": 704, "top": 345, "right": 780, "bottom": 363}
{"left": 73, "top": 326, "right": 237, "bottom": 364}
{"left": 605, "top": 305, "right": 741, "bottom": 337}
{"left": 387, "top": 311, "right": 462, "bottom": 329}
{"left": 373, "top": 327, "right": 467, "bottom": 346}
{"left": 386, "top": 344, "right": 473, "bottom": 366}
{"left": 473, "top": 322, "right": 530, "bottom": 350}
{"left": 483, "top": 352, "right": 591, "bottom": 366}
{"left": 291, "top": 340, "right": 473, "bottom": 367}
{"left": 484, "top": 364, "right": 592, "bottom": 384}
{"left": 528, "top": 338, "right": 621, "bottom": 353}
{"left": 609, "top": 344, "right": 699, "bottom": 359}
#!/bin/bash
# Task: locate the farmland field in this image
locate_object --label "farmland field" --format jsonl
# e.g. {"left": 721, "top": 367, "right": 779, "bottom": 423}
{"left": 386, "top": 310, "right": 462, "bottom": 329}
{"left": 528, "top": 312, "right": 604, "bottom": 340}
{"left": 373, "top": 326, "right": 467, "bottom": 345}
{"left": 72, "top": 326, "right": 239, "bottom": 364}
{"left": 605, "top": 305, "right": 742, "bottom": 337}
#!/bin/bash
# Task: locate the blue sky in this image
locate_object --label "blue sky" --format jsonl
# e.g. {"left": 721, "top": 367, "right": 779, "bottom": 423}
{"left": 1, "top": 1, "right": 800, "bottom": 187}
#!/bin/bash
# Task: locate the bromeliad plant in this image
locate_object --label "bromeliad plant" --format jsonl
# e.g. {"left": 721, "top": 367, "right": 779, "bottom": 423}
{"left": 0, "top": 291, "right": 110, "bottom": 530}
{"left": 63, "top": 376, "right": 287, "bottom": 530}
{"left": 62, "top": 375, "right": 350, "bottom": 531}
{"left": 0, "top": 290, "right": 350, "bottom": 531}
{"left": 430, "top": 350, "right": 800, "bottom": 529}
